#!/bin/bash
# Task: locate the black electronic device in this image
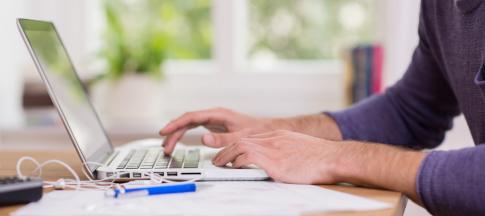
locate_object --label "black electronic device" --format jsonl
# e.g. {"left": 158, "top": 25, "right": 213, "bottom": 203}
{"left": 0, "top": 176, "right": 43, "bottom": 206}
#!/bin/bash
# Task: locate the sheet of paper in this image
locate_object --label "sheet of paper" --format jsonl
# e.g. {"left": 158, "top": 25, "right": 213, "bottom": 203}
{"left": 13, "top": 182, "right": 390, "bottom": 216}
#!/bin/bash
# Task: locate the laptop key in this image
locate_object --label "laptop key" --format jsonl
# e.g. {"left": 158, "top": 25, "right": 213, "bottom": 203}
{"left": 169, "top": 161, "right": 183, "bottom": 168}
{"left": 183, "top": 163, "right": 199, "bottom": 168}
{"left": 158, "top": 158, "right": 171, "bottom": 163}
{"left": 116, "top": 150, "right": 135, "bottom": 169}
{"left": 183, "top": 149, "right": 200, "bottom": 168}
{"left": 169, "top": 150, "right": 185, "bottom": 168}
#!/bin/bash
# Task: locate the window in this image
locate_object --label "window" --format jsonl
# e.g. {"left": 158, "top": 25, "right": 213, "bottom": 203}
{"left": 102, "top": 0, "right": 376, "bottom": 74}
{"left": 102, "top": 0, "right": 212, "bottom": 60}
{"left": 21, "top": 0, "right": 381, "bottom": 117}
{"left": 248, "top": 0, "right": 377, "bottom": 60}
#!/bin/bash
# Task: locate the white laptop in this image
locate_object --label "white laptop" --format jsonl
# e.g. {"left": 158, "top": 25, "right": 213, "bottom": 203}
{"left": 17, "top": 18, "right": 269, "bottom": 181}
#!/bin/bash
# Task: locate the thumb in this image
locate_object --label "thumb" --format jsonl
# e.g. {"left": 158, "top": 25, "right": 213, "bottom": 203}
{"left": 202, "top": 132, "right": 241, "bottom": 148}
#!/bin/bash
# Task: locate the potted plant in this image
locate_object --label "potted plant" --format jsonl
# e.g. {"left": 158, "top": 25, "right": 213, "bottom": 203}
{"left": 91, "top": 0, "right": 169, "bottom": 128}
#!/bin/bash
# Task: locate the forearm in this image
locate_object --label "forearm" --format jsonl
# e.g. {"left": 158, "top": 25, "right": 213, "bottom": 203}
{"left": 272, "top": 114, "right": 342, "bottom": 141}
{"left": 333, "top": 141, "right": 425, "bottom": 204}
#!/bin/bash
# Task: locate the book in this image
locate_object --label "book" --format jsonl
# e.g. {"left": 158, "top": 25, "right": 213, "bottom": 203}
{"left": 372, "top": 45, "right": 383, "bottom": 94}
{"left": 343, "top": 44, "right": 384, "bottom": 105}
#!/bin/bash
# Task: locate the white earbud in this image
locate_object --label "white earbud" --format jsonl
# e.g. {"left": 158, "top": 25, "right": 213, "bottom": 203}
{"left": 53, "top": 178, "right": 66, "bottom": 190}
{"left": 15, "top": 156, "right": 201, "bottom": 191}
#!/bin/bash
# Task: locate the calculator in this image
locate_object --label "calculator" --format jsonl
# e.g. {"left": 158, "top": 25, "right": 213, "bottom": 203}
{"left": 0, "top": 176, "right": 43, "bottom": 206}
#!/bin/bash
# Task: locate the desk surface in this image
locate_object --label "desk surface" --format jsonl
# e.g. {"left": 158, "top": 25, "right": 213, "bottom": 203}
{"left": 0, "top": 150, "right": 406, "bottom": 216}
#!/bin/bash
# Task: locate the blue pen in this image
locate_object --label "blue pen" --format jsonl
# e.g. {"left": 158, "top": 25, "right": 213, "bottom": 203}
{"left": 106, "top": 183, "right": 197, "bottom": 199}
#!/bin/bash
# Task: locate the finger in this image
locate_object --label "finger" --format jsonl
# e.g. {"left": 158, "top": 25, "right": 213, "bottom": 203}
{"left": 204, "top": 124, "right": 228, "bottom": 133}
{"left": 202, "top": 129, "right": 255, "bottom": 148}
{"left": 231, "top": 152, "right": 276, "bottom": 178}
{"left": 202, "top": 133, "right": 237, "bottom": 148}
{"left": 217, "top": 143, "right": 279, "bottom": 181}
{"left": 211, "top": 142, "right": 247, "bottom": 166}
{"left": 232, "top": 151, "right": 270, "bottom": 169}
{"left": 212, "top": 135, "right": 270, "bottom": 164}
{"left": 232, "top": 153, "right": 252, "bottom": 168}
{"left": 162, "top": 127, "right": 189, "bottom": 148}
{"left": 159, "top": 109, "right": 231, "bottom": 135}
{"left": 162, "top": 127, "right": 189, "bottom": 155}
{"left": 212, "top": 141, "right": 262, "bottom": 167}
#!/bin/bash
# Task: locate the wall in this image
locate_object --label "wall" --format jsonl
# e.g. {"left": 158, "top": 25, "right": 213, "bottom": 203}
{"left": 381, "top": 0, "right": 420, "bottom": 87}
{"left": 0, "top": 0, "right": 88, "bottom": 130}
{"left": 0, "top": 2, "right": 27, "bottom": 129}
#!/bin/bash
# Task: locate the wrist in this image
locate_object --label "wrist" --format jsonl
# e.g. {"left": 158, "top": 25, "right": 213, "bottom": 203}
{"left": 266, "top": 117, "right": 296, "bottom": 131}
{"left": 268, "top": 114, "right": 343, "bottom": 140}
{"left": 332, "top": 141, "right": 426, "bottom": 202}
{"left": 330, "top": 141, "right": 366, "bottom": 183}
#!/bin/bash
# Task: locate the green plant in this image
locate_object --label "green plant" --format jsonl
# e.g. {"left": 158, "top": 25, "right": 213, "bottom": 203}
{"left": 99, "top": 0, "right": 168, "bottom": 80}
{"left": 98, "top": 0, "right": 212, "bottom": 81}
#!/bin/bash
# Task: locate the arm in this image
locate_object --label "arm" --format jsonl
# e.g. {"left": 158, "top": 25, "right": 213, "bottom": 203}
{"left": 334, "top": 141, "right": 426, "bottom": 205}
{"left": 274, "top": 114, "right": 342, "bottom": 141}
{"left": 343, "top": 143, "right": 485, "bottom": 215}
{"left": 211, "top": 130, "right": 425, "bottom": 204}
{"left": 327, "top": 0, "right": 460, "bottom": 149}
{"left": 159, "top": 108, "right": 342, "bottom": 154}
{"left": 416, "top": 145, "right": 485, "bottom": 215}
{"left": 213, "top": 129, "right": 485, "bottom": 215}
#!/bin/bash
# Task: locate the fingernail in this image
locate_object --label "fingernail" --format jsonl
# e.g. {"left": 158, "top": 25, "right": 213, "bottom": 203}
{"left": 203, "top": 134, "right": 215, "bottom": 145}
{"left": 212, "top": 155, "right": 219, "bottom": 164}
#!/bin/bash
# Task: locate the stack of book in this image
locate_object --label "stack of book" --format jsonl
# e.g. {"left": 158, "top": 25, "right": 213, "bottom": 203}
{"left": 343, "top": 44, "right": 383, "bottom": 105}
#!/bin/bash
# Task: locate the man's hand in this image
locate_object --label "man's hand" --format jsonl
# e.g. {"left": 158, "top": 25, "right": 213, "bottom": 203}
{"left": 159, "top": 108, "right": 281, "bottom": 154}
{"left": 212, "top": 129, "right": 425, "bottom": 204}
{"left": 212, "top": 130, "right": 342, "bottom": 184}
{"left": 159, "top": 107, "right": 342, "bottom": 154}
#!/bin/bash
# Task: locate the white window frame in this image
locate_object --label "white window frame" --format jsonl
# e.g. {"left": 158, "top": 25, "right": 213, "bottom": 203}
{"left": 166, "top": 0, "right": 345, "bottom": 76}
{"left": 23, "top": 0, "right": 397, "bottom": 118}
{"left": 163, "top": 0, "right": 350, "bottom": 117}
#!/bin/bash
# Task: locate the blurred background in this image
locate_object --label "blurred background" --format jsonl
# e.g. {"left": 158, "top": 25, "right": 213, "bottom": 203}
{"left": 0, "top": 1, "right": 474, "bottom": 215}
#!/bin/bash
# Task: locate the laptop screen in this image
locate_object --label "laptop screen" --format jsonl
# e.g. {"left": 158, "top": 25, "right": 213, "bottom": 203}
{"left": 18, "top": 19, "right": 113, "bottom": 172}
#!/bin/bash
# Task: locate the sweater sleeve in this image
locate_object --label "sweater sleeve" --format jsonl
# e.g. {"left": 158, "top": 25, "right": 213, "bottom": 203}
{"left": 418, "top": 145, "right": 485, "bottom": 215}
{"left": 327, "top": 1, "right": 460, "bottom": 149}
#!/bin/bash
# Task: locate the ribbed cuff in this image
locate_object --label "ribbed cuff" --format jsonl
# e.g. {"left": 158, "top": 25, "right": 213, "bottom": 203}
{"left": 416, "top": 151, "right": 440, "bottom": 215}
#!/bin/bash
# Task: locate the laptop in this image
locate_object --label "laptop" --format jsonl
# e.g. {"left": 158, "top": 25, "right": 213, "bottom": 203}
{"left": 17, "top": 18, "right": 268, "bottom": 181}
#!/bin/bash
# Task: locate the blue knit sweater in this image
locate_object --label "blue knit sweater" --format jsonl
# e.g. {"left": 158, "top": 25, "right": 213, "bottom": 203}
{"left": 329, "top": 0, "right": 485, "bottom": 215}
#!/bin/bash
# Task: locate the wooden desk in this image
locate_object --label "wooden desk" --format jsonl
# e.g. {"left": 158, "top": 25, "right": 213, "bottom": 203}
{"left": 0, "top": 150, "right": 406, "bottom": 216}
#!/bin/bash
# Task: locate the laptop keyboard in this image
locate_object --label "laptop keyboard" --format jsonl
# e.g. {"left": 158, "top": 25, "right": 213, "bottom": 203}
{"left": 117, "top": 149, "right": 200, "bottom": 170}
